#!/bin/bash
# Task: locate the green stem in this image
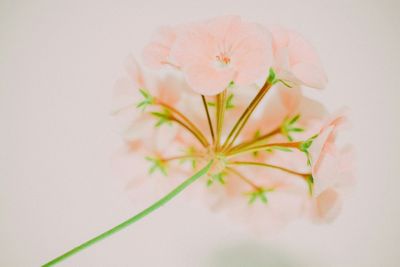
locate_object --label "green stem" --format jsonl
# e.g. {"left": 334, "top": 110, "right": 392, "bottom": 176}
{"left": 215, "top": 90, "right": 227, "bottom": 150}
{"left": 227, "top": 141, "right": 301, "bottom": 157}
{"left": 229, "top": 161, "right": 309, "bottom": 178}
{"left": 222, "top": 81, "right": 273, "bottom": 151}
{"left": 157, "top": 100, "right": 209, "bottom": 147}
{"left": 42, "top": 161, "right": 213, "bottom": 267}
{"left": 227, "top": 127, "right": 281, "bottom": 154}
{"left": 201, "top": 95, "right": 215, "bottom": 143}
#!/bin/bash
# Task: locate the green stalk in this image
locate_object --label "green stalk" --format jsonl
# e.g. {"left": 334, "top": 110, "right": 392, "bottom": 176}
{"left": 229, "top": 161, "right": 309, "bottom": 178}
{"left": 42, "top": 161, "right": 213, "bottom": 266}
{"left": 222, "top": 81, "right": 272, "bottom": 151}
{"left": 215, "top": 90, "right": 227, "bottom": 150}
{"left": 201, "top": 95, "right": 215, "bottom": 143}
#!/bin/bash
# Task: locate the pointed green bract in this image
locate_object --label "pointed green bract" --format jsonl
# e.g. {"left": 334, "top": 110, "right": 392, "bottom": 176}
{"left": 226, "top": 93, "right": 235, "bottom": 109}
{"left": 136, "top": 88, "right": 154, "bottom": 111}
{"left": 207, "top": 172, "right": 226, "bottom": 187}
{"left": 146, "top": 156, "right": 168, "bottom": 176}
{"left": 306, "top": 175, "right": 314, "bottom": 196}
{"left": 265, "top": 146, "right": 293, "bottom": 152}
{"left": 246, "top": 188, "right": 274, "bottom": 205}
{"left": 150, "top": 109, "right": 172, "bottom": 127}
{"left": 281, "top": 114, "right": 305, "bottom": 141}
{"left": 206, "top": 93, "right": 234, "bottom": 109}
{"left": 267, "top": 68, "right": 276, "bottom": 84}
{"left": 299, "top": 134, "right": 318, "bottom": 166}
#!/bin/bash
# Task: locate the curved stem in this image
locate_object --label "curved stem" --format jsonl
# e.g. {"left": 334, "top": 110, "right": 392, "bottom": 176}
{"left": 222, "top": 81, "right": 273, "bottom": 151}
{"left": 215, "top": 90, "right": 227, "bottom": 150}
{"left": 42, "top": 161, "right": 213, "bottom": 267}
{"left": 226, "top": 167, "right": 261, "bottom": 190}
{"left": 157, "top": 100, "right": 209, "bottom": 147}
{"left": 201, "top": 95, "right": 215, "bottom": 143}
{"left": 170, "top": 117, "right": 208, "bottom": 147}
{"left": 162, "top": 154, "right": 203, "bottom": 162}
{"left": 227, "top": 141, "right": 301, "bottom": 157}
{"left": 227, "top": 127, "right": 281, "bottom": 154}
{"left": 228, "top": 161, "right": 309, "bottom": 178}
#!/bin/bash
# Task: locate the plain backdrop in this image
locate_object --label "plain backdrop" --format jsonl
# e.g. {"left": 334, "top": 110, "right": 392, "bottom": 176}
{"left": 1, "top": 0, "right": 400, "bottom": 266}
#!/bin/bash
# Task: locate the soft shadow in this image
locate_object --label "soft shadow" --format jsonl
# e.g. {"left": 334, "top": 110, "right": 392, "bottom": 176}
{"left": 201, "top": 240, "right": 314, "bottom": 267}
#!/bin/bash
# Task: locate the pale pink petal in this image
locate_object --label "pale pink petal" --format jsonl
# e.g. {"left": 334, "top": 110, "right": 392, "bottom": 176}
{"left": 291, "top": 62, "right": 327, "bottom": 89}
{"left": 142, "top": 26, "right": 177, "bottom": 69}
{"left": 311, "top": 188, "right": 342, "bottom": 223}
{"left": 171, "top": 24, "right": 217, "bottom": 66}
{"left": 206, "top": 15, "right": 242, "bottom": 41}
{"left": 183, "top": 62, "right": 235, "bottom": 95}
{"left": 229, "top": 23, "right": 273, "bottom": 84}
{"left": 270, "top": 27, "right": 327, "bottom": 89}
{"left": 269, "top": 26, "right": 290, "bottom": 51}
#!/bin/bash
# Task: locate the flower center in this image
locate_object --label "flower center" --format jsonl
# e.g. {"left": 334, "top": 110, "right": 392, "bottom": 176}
{"left": 215, "top": 52, "right": 231, "bottom": 68}
{"left": 203, "top": 149, "right": 227, "bottom": 175}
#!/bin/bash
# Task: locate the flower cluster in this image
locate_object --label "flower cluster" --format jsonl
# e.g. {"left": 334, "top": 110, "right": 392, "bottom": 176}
{"left": 113, "top": 15, "right": 354, "bottom": 232}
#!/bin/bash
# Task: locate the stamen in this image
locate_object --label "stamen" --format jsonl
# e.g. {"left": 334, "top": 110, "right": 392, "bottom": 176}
{"left": 216, "top": 54, "right": 231, "bottom": 65}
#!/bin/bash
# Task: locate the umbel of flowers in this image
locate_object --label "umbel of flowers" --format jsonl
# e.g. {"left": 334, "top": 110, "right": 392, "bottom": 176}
{"left": 43, "top": 15, "right": 354, "bottom": 266}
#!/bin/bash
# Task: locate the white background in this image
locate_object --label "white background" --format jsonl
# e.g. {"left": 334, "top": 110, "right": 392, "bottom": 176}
{"left": 1, "top": 0, "right": 399, "bottom": 266}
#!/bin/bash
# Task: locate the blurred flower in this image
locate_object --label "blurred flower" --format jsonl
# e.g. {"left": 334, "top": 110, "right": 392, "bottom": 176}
{"left": 270, "top": 26, "right": 328, "bottom": 89}
{"left": 307, "top": 111, "right": 355, "bottom": 222}
{"left": 113, "top": 15, "right": 354, "bottom": 233}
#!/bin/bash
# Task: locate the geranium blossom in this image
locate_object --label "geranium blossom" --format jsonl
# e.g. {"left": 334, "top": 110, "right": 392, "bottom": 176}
{"left": 112, "top": 16, "right": 354, "bottom": 231}
{"left": 270, "top": 26, "right": 328, "bottom": 89}
{"left": 307, "top": 111, "right": 355, "bottom": 222}
{"left": 143, "top": 15, "right": 273, "bottom": 95}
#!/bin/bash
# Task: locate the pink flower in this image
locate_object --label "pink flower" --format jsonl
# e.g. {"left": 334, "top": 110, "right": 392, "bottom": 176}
{"left": 171, "top": 15, "right": 273, "bottom": 95}
{"left": 112, "top": 56, "right": 183, "bottom": 147}
{"left": 142, "top": 26, "right": 180, "bottom": 69}
{"left": 307, "top": 111, "right": 355, "bottom": 223}
{"left": 308, "top": 145, "right": 355, "bottom": 223}
{"left": 270, "top": 26, "right": 328, "bottom": 89}
{"left": 111, "top": 16, "right": 354, "bottom": 234}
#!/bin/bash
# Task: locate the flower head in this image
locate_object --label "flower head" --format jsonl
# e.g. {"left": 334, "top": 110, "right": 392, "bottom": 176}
{"left": 113, "top": 16, "right": 353, "bottom": 233}
{"left": 143, "top": 15, "right": 273, "bottom": 95}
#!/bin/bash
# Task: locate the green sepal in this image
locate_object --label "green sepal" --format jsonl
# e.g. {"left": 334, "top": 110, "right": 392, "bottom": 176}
{"left": 207, "top": 172, "right": 226, "bottom": 187}
{"left": 281, "top": 114, "right": 305, "bottom": 141}
{"left": 246, "top": 188, "right": 274, "bottom": 205}
{"left": 136, "top": 89, "right": 154, "bottom": 111}
{"left": 306, "top": 175, "right": 314, "bottom": 196}
{"left": 207, "top": 93, "right": 234, "bottom": 109}
{"left": 179, "top": 147, "right": 197, "bottom": 169}
{"left": 267, "top": 68, "right": 277, "bottom": 84}
{"left": 145, "top": 156, "right": 168, "bottom": 176}
{"left": 151, "top": 109, "right": 172, "bottom": 127}
{"left": 207, "top": 101, "right": 216, "bottom": 107}
{"left": 299, "top": 134, "right": 318, "bottom": 166}
{"left": 275, "top": 79, "right": 293, "bottom": 88}
{"left": 226, "top": 93, "right": 235, "bottom": 109}
{"left": 265, "top": 146, "right": 293, "bottom": 152}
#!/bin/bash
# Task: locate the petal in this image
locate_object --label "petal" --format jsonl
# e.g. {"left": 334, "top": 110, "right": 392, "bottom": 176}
{"left": 231, "top": 23, "right": 273, "bottom": 85}
{"left": 311, "top": 188, "right": 342, "bottom": 223}
{"left": 142, "top": 26, "right": 177, "bottom": 69}
{"left": 142, "top": 43, "right": 171, "bottom": 69}
{"left": 288, "top": 31, "right": 327, "bottom": 89}
{"left": 183, "top": 62, "right": 234, "bottom": 95}
{"left": 291, "top": 62, "right": 328, "bottom": 89}
{"left": 269, "top": 26, "right": 290, "bottom": 51}
{"left": 170, "top": 24, "right": 217, "bottom": 66}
